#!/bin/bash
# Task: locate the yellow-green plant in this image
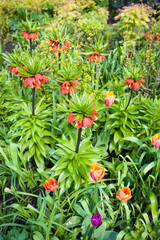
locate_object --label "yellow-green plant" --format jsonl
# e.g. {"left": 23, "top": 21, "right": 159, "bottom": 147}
{"left": 78, "top": 7, "right": 109, "bottom": 37}
{"left": 55, "top": 0, "right": 96, "bottom": 22}
{"left": 115, "top": 4, "right": 155, "bottom": 46}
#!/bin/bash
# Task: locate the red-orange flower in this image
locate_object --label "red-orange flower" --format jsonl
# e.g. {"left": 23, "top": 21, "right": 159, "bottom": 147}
{"left": 28, "top": 32, "right": 38, "bottom": 40}
{"left": 64, "top": 41, "right": 71, "bottom": 48}
{"left": 145, "top": 32, "right": 160, "bottom": 41}
{"left": 60, "top": 41, "right": 72, "bottom": 51}
{"left": 23, "top": 74, "right": 48, "bottom": 88}
{"left": 9, "top": 66, "right": 20, "bottom": 74}
{"left": 145, "top": 32, "right": 152, "bottom": 40}
{"left": 116, "top": 187, "right": 132, "bottom": 202}
{"left": 43, "top": 178, "right": 58, "bottom": 191}
{"left": 49, "top": 39, "right": 58, "bottom": 53}
{"left": 58, "top": 78, "right": 80, "bottom": 95}
{"left": 87, "top": 52, "right": 106, "bottom": 63}
{"left": 124, "top": 78, "right": 145, "bottom": 89}
{"left": 97, "top": 55, "right": 106, "bottom": 63}
{"left": 21, "top": 31, "right": 38, "bottom": 40}
{"left": 150, "top": 133, "right": 160, "bottom": 147}
{"left": 67, "top": 110, "right": 99, "bottom": 129}
{"left": 90, "top": 162, "right": 106, "bottom": 181}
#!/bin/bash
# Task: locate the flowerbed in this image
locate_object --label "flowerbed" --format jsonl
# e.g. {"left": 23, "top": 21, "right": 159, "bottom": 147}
{"left": 0, "top": 1, "right": 160, "bottom": 239}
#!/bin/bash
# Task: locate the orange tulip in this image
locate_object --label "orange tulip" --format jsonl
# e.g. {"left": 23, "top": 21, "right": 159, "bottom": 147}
{"left": 150, "top": 133, "right": 160, "bottom": 147}
{"left": 90, "top": 163, "right": 106, "bottom": 181}
{"left": 43, "top": 178, "right": 58, "bottom": 191}
{"left": 116, "top": 187, "right": 132, "bottom": 202}
{"left": 105, "top": 91, "right": 116, "bottom": 107}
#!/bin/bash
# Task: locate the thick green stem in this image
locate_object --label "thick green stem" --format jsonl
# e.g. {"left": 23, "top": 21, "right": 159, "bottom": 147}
{"left": 29, "top": 39, "right": 32, "bottom": 56}
{"left": 153, "top": 148, "right": 160, "bottom": 186}
{"left": 52, "top": 91, "right": 56, "bottom": 134}
{"left": 124, "top": 88, "right": 133, "bottom": 110}
{"left": 20, "top": 78, "right": 24, "bottom": 97}
{"left": 94, "top": 181, "right": 98, "bottom": 206}
{"left": 94, "top": 64, "right": 97, "bottom": 90}
{"left": 32, "top": 88, "right": 35, "bottom": 116}
{"left": 58, "top": 50, "right": 61, "bottom": 70}
{"left": 76, "top": 128, "right": 82, "bottom": 153}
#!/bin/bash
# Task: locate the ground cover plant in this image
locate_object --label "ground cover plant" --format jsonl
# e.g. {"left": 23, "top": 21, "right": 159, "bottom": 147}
{"left": 0, "top": 0, "right": 160, "bottom": 239}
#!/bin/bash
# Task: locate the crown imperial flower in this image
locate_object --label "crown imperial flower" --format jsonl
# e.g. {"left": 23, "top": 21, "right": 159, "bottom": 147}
{"left": 67, "top": 110, "right": 99, "bottom": 129}
{"left": 67, "top": 94, "right": 99, "bottom": 129}
{"left": 9, "top": 66, "right": 21, "bottom": 74}
{"left": 124, "top": 78, "right": 145, "bottom": 89}
{"left": 49, "top": 40, "right": 71, "bottom": 53}
{"left": 21, "top": 31, "right": 38, "bottom": 40}
{"left": 87, "top": 52, "right": 106, "bottom": 63}
{"left": 58, "top": 78, "right": 80, "bottom": 95}
{"left": 49, "top": 39, "right": 58, "bottom": 53}
{"left": 23, "top": 74, "right": 48, "bottom": 88}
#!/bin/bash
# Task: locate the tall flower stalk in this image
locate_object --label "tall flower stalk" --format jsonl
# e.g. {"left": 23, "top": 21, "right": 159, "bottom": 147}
{"left": 20, "top": 78, "right": 24, "bottom": 97}
{"left": 20, "top": 17, "right": 39, "bottom": 55}
{"left": 58, "top": 50, "right": 61, "bottom": 70}
{"left": 29, "top": 39, "right": 33, "bottom": 56}
{"left": 67, "top": 94, "right": 99, "bottom": 152}
{"left": 123, "top": 65, "right": 145, "bottom": 110}
{"left": 94, "top": 64, "right": 97, "bottom": 90}
{"left": 32, "top": 88, "right": 35, "bottom": 115}
{"left": 86, "top": 52, "right": 106, "bottom": 90}
{"left": 76, "top": 128, "right": 82, "bottom": 153}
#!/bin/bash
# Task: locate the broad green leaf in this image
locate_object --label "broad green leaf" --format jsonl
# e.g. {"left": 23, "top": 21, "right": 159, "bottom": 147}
{"left": 149, "top": 192, "right": 158, "bottom": 224}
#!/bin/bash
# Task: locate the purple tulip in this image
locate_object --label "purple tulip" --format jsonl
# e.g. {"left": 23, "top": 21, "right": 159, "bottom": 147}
{"left": 91, "top": 212, "right": 102, "bottom": 226}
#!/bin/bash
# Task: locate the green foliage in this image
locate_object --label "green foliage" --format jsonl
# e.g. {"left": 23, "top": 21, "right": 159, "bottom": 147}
{"left": 123, "top": 63, "right": 144, "bottom": 81}
{"left": 19, "top": 17, "right": 40, "bottom": 33}
{"left": 7, "top": 98, "right": 54, "bottom": 169}
{"left": 0, "top": 191, "right": 73, "bottom": 239}
{"left": 3, "top": 46, "right": 28, "bottom": 68}
{"left": 83, "top": 36, "right": 108, "bottom": 55}
{"left": 51, "top": 133, "right": 101, "bottom": 195}
{"left": 94, "top": 95, "right": 141, "bottom": 155}
{"left": 0, "top": 227, "right": 29, "bottom": 240}
{"left": 101, "top": 43, "right": 127, "bottom": 83}
{"left": 67, "top": 93, "right": 99, "bottom": 121}
{"left": 56, "top": 63, "right": 82, "bottom": 84}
